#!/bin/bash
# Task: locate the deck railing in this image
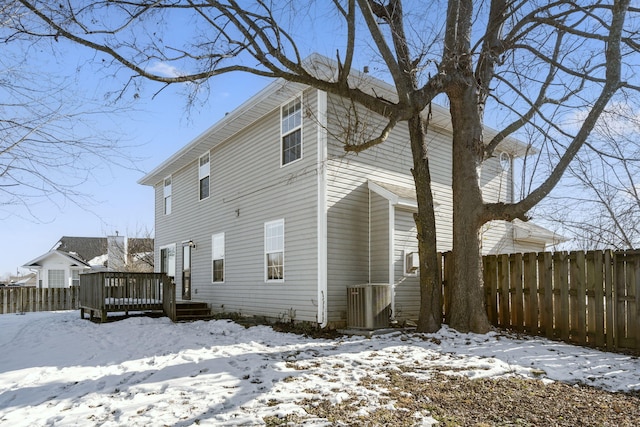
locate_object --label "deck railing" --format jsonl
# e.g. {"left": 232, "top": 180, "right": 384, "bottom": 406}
{"left": 79, "top": 271, "right": 171, "bottom": 322}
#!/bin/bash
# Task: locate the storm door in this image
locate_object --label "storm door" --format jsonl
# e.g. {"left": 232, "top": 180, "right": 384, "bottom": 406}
{"left": 182, "top": 244, "right": 192, "bottom": 300}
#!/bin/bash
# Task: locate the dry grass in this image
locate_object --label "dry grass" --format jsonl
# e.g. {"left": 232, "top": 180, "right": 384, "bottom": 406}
{"left": 216, "top": 316, "right": 639, "bottom": 426}
{"left": 297, "top": 370, "right": 640, "bottom": 426}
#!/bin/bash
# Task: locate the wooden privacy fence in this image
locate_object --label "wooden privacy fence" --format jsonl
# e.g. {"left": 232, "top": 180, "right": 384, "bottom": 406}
{"left": 443, "top": 250, "right": 640, "bottom": 352}
{"left": 0, "top": 286, "right": 80, "bottom": 314}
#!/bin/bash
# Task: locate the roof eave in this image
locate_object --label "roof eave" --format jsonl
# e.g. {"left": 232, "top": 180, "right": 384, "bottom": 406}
{"left": 138, "top": 78, "right": 307, "bottom": 187}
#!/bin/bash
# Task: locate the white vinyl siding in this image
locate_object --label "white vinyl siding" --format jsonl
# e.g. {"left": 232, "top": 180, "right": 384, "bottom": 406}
{"left": 325, "top": 93, "right": 419, "bottom": 323}
{"left": 212, "top": 233, "right": 225, "bottom": 283}
{"left": 145, "top": 76, "right": 537, "bottom": 327}
{"left": 48, "top": 269, "right": 65, "bottom": 288}
{"left": 369, "top": 191, "right": 389, "bottom": 283}
{"left": 393, "top": 208, "right": 421, "bottom": 321}
{"left": 265, "top": 219, "right": 285, "bottom": 282}
{"left": 150, "top": 86, "right": 319, "bottom": 322}
{"left": 199, "top": 152, "right": 210, "bottom": 200}
{"left": 281, "top": 97, "right": 302, "bottom": 166}
{"left": 163, "top": 176, "right": 172, "bottom": 215}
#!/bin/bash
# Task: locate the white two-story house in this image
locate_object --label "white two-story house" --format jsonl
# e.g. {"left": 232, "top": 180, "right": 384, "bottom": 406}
{"left": 139, "top": 55, "right": 557, "bottom": 328}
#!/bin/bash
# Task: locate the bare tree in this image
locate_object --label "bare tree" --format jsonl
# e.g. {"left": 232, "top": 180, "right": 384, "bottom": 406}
{"left": 7, "top": 1, "right": 638, "bottom": 333}
{"left": 534, "top": 102, "right": 640, "bottom": 250}
{"left": 1, "top": 5, "right": 136, "bottom": 220}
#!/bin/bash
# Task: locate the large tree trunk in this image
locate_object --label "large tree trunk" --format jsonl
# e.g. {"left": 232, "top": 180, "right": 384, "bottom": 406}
{"left": 409, "top": 114, "right": 442, "bottom": 333}
{"left": 446, "top": 92, "right": 492, "bottom": 334}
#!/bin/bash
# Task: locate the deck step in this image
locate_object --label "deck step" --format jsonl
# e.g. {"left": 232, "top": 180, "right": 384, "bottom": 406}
{"left": 175, "top": 302, "right": 213, "bottom": 321}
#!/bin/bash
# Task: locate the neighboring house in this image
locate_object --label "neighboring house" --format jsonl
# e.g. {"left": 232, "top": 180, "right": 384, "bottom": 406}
{"left": 22, "top": 235, "right": 154, "bottom": 288}
{"left": 139, "top": 54, "right": 559, "bottom": 328}
{"left": 10, "top": 273, "right": 37, "bottom": 287}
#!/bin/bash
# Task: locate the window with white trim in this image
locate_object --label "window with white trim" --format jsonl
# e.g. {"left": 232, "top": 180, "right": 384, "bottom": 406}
{"left": 281, "top": 97, "right": 302, "bottom": 166}
{"left": 163, "top": 176, "right": 172, "bottom": 215}
{"left": 48, "top": 269, "right": 65, "bottom": 288}
{"left": 160, "top": 244, "right": 176, "bottom": 277}
{"left": 265, "top": 219, "right": 284, "bottom": 281}
{"left": 199, "top": 152, "right": 210, "bottom": 200}
{"left": 212, "top": 233, "right": 225, "bottom": 283}
{"left": 71, "top": 270, "right": 80, "bottom": 287}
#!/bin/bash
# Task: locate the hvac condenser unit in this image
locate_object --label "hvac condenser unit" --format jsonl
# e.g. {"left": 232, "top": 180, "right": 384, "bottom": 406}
{"left": 346, "top": 284, "right": 391, "bottom": 329}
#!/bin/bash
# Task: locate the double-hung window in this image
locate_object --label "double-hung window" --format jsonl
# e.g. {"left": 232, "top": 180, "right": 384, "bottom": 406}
{"left": 160, "top": 244, "right": 176, "bottom": 278}
{"left": 199, "top": 152, "right": 210, "bottom": 200}
{"left": 212, "top": 233, "right": 225, "bottom": 283}
{"left": 281, "top": 97, "right": 302, "bottom": 166}
{"left": 163, "top": 176, "right": 172, "bottom": 215}
{"left": 265, "top": 219, "right": 284, "bottom": 281}
{"left": 71, "top": 270, "right": 81, "bottom": 287}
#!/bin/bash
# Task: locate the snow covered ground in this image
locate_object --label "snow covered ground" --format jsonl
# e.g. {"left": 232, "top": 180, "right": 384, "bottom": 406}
{"left": 0, "top": 311, "right": 638, "bottom": 426}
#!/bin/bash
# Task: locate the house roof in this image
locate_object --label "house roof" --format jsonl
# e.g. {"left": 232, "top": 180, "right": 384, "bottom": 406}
{"left": 55, "top": 236, "right": 108, "bottom": 262}
{"left": 52, "top": 236, "right": 153, "bottom": 264}
{"left": 139, "top": 78, "right": 307, "bottom": 186}
{"left": 369, "top": 180, "right": 420, "bottom": 210}
{"left": 139, "top": 53, "right": 531, "bottom": 187}
{"left": 513, "top": 219, "right": 568, "bottom": 245}
{"left": 22, "top": 250, "right": 91, "bottom": 269}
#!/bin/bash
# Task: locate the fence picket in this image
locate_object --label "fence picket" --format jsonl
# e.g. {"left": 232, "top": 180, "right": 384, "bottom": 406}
{"left": 573, "top": 251, "right": 587, "bottom": 344}
{"left": 470, "top": 249, "right": 639, "bottom": 352}
{"left": 539, "top": 252, "right": 554, "bottom": 339}
{"left": 0, "top": 287, "right": 80, "bottom": 314}
{"left": 615, "top": 252, "right": 627, "bottom": 349}
{"left": 554, "top": 252, "right": 570, "bottom": 341}
{"left": 624, "top": 251, "right": 636, "bottom": 349}
{"left": 484, "top": 255, "right": 498, "bottom": 324}
{"left": 523, "top": 252, "right": 538, "bottom": 334}
{"left": 511, "top": 253, "right": 524, "bottom": 331}
{"left": 635, "top": 254, "right": 640, "bottom": 349}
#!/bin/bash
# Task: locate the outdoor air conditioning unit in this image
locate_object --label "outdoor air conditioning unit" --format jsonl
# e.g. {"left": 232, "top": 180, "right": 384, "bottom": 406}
{"left": 346, "top": 284, "right": 391, "bottom": 329}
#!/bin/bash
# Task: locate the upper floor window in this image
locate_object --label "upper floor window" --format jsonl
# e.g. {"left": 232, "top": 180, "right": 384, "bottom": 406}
{"left": 199, "top": 152, "right": 210, "bottom": 200}
{"left": 212, "top": 233, "right": 225, "bottom": 283}
{"left": 281, "top": 97, "right": 302, "bottom": 166}
{"left": 163, "top": 176, "right": 172, "bottom": 215}
{"left": 265, "top": 219, "right": 284, "bottom": 281}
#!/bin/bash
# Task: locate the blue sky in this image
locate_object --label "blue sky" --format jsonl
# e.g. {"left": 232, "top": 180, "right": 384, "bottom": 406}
{"left": 1, "top": 3, "right": 354, "bottom": 278}
{"left": 3, "top": 3, "right": 631, "bottom": 277}
{"left": 1, "top": 46, "right": 270, "bottom": 277}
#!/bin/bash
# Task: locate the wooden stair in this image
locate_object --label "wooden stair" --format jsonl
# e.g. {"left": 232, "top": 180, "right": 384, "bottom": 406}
{"left": 175, "top": 302, "right": 213, "bottom": 321}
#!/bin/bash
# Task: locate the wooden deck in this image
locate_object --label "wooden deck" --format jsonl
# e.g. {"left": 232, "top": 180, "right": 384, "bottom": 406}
{"left": 79, "top": 271, "right": 175, "bottom": 322}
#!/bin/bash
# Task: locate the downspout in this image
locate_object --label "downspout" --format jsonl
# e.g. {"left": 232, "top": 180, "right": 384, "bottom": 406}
{"left": 368, "top": 190, "right": 371, "bottom": 284}
{"left": 317, "top": 89, "right": 328, "bottom": 328}
{"left": 388, "top": 202, "right": 396, "bottom": 320}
